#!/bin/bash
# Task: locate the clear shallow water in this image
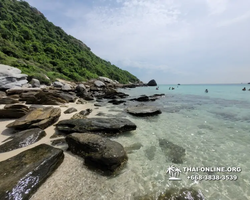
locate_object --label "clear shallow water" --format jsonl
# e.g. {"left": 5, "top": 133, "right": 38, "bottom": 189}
{"left": 115, "top": 84, "right": 250, "bottom": 199}
{"left": 32, "top": 84, "right": 250, "bottom": 200}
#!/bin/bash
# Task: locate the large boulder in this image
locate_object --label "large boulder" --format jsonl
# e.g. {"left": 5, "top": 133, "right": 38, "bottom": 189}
{"left": 30, "top": 78, "right": 40, "bottom": 88}
{"left": 0, "top": 144, "right": 64, "bottom": 200}
{"left": 127, "top": 105, "right": 162, "bottom": 116}
{"left": 64, "top": 107, "right": 77, "bottom": 114}
{"left": 66, "top": 133, "right": 127, "bottom": 174}
{"left": 71, "top": 109, "right": 92, "bottom": 119}
{"left": 94, "top": 80, "right": 105, "bottom": 87}
{"left": 0, "top": 128, "right": 46, "bottom": 153}
{"left": 0, "top": 64, "right": 28, "bottom": 89}
{"left": 6, "top": 107, "right": 61, "bottom": 130}
{"left": 0, "top": 104, "right": 29, "bottom": 118}
{"left": 98, "top": 77, "right": 116, "bottom": 85}
{"left": 147, "top": 79, "right": 157, "bottom": 86}
{"left": 56, "top": 118, "right": 137, "bottom": 134}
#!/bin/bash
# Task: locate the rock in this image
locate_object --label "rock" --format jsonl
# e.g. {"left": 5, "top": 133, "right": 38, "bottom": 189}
{"left": 0, "top": 97, "right": 19, "bottom": 104}
{"left": 125, "top": 143, "right": 143, "bottom": 154}
{"left": 98, "top": 77, "right": 116, "bottom": 85}
{"left": 51, "top": 138, "right": 66, "bottom": 146}
{"left": 76, "top": 98, "right": 87, "bottom": 104}
{"left": 159, "top": 139, "right": 185, "bottom": 164}
{"left": 83, "top": 94, "right": 94, "bottom": 101}
{"left": 71, "top": 109, "right": 92, "bottom": 119}
{"left": 0, "top": 64, "right": 28, "bottom": 89}
{"left": 66, "top": 133, "right": 127, "bottom": 174}
{"left": 158, "top": 188, "right": 205, "bottom": 200}
{"left": 75, "top": 84, "right": 88, "bottom": 97}
{"left": 127, "top": 106, "right": 162, "bottom": 116}
{"left": 0, "top": 91, "right": 6, "bottom": 98}
{"left": 136, "top": 187, "right": 205, "bottom": 200}
{"left": 6, "top": 88, "right": 41, "bottom": 95}
{"left": 130, "top": 95, "right": 150, "bottom": 102}
{"left": 0, "top": 104, "right": 29, "bottom": 118}
{"left": 56, "top": 118, "right": 137, "bottom": 134}
{"left": 0, "top": 144, "right": 64, "bottom": 200}
{"left": 108, "top": 99, "right": 126, "bottom": 105}
{"left": 0, "top": 128, "right": 46, "bottom": 153}
{"left": 94, "top": 80, "right": 105, "bottom": 87}
{"left": 21, "top": 90, "right": 77, "bottom": 105}
{"left": 7, "top": 107, "right": 61, "bottom": 130}
{"left": 94, "top": 103, "right": 102, "bottom": 107}
{"left": 53, "top": 81, "right": 63, "bottom": 88}
{"left": 62, "top": 83, "right": 72, "bottom": 91}
{"left": 147, "top": 79, "right": 157, "bottom": 86}
{"left": 64, "top": 107, "right": 77, "bottom": 114}
{"left": 30, "top": 78, "right": 40, "bottom": 88}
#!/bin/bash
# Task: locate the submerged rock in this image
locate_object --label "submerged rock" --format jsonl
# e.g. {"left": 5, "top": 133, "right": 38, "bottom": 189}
{"left": 56, "top": 118, "right": 137, "bottom": 134}
{"left": 0, "top": 144, "right": 64, "bottom": 200}
{"left": 135, "top": 187, "right": 205, "bottom": 200}
{"left": 159, "top": 139, "right": 185, "bottom": 164}
{"left": 127, "top": 105, "right": 162, "bottom": 117}
{"left": 125, "top": 143, "right": 143, "bottom": 154}
{"left": 0, "top": 104, "right": 29, "bottom": 118}
{"left": 7, "top": 107, "right": 61, "bottom": 130}
{"left": 66, "top": 133, "right": 127, "bottom": 174}
{"left": 0, "top": 128, "right": 46, "bottom": 153}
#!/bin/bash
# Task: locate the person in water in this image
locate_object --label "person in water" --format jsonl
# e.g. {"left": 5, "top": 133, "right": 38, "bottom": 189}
{"left": 242, "top": 87, "right": 246, "bottom": 91}
{"left": 205, "top": 89, "right": 208, "bottom": 93}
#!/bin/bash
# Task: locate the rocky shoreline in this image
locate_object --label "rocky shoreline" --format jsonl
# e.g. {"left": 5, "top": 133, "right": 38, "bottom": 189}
{"left": 0, "top": 65, "right": 203, "bottom": 199}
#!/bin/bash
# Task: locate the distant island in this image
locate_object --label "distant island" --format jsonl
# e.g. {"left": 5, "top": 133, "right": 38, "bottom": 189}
{"left": 0, "top": 0, "right": 139, "bottom": 84}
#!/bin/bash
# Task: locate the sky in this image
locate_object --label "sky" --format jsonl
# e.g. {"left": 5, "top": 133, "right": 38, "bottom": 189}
{"left": 24, "top": 0, "right": 250, "bottom": 84}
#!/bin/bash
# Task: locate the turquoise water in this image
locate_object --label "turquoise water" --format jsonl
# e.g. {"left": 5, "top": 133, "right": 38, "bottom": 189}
{"left": 113, "top": 84, "right": 250, "bottom": 199}
{"left": 32, "top": 84, "right": 250, "bottom": 200}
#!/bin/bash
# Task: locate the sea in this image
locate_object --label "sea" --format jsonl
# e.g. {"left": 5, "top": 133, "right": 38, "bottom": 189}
{"left": 32, "top": 84, "right": 250, "bottom": 200}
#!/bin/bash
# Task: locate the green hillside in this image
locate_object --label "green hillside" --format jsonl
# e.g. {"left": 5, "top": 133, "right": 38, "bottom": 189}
{"left": 0, "top": 0, "right": 139, "bottom": 84}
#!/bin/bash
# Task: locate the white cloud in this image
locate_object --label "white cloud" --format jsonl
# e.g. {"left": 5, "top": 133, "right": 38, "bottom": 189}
{"left": 206, "top": 0, "right": 228, "bottom": 15}
{"left": 217, "top": 11, "right": 250, "bottom": 27}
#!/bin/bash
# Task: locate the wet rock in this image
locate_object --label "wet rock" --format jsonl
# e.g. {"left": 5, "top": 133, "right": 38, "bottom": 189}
{"left": 0, "top": 144, "right": 64, "bottom": 200}
{"left": 64, "top": 107, "right": 77, "bottom": 114}
{"left": 108, "top": 99, "right": 126, "bottom": 105}
{"left": 0, "top": 128, "right": 46, "bottom": 153}
{"left": 56, "top": 118, "right": 137, "bottom": 134}
{"left": 30, "top": 78, "right": 40, "bottom": 88}
{"left": 158, "top": 188, "right": 205, "bottom": 200}
{"left": 51, "top": 138, "right": 66, "bottom": 146}
{"left": 0, "top": 64, "right": 28, "bottom": 89}
{"left": 145, "top": 146, "right": 156, "bottom": 160}
{"left": 0, "top": 104, "right": 29, "bottom": 118}
{"left": 0, "top": 97, "right": 19, "bottom": 104}
{"left": 135, "top": 187, "right": 205, "bottom": 200}
{"left": 125, "top": 143, "right": 143, "bottom": 154}
{"left": 94, "top": 80, "right": 105, "bottom": 87}
{"left": 7, "top": 107, "right": 61, "bottom": 130}
{"left": 159, "top": 139, "right": 185, "bottom": 164}
{"left": 127, "top": 106, "right": 162, "bottom": 116}
{"left": 66, "top": 133, "right": 127, "bottom": 174}
{"left": 147, "top": 79, "right": 157, "bottom": 86}
{"left": 130, "top": 95, "right": 150, "bottom": 102}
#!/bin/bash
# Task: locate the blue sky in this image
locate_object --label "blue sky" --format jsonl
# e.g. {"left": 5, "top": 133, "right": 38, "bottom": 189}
{"left": 25, "top": 0, "right": 250, "bottom": 84}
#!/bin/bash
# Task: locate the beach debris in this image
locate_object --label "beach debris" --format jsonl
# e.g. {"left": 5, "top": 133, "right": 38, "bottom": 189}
{"left": 159, "top": 139, "right": 185, "bottom": 164}
{"left": 66, "top": 133, "right": 127, "bottom": 174}
{"left": 6, "top": 107, "right": 61, "bottom": 130}
{"left": 0, "top": 128, "right": 46, "bottom": 153}
{"left": 0, "top": 144, "right": 64, "bottom": 200}
{"left": 56, "top": 118, "right": 137, "bottom": 134}
{"left": 126, "top": 105, "right": 162, "bottom": 117}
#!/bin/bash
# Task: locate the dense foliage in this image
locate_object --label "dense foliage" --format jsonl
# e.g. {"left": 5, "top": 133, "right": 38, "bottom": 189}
{"left": 0, "top": 0, "right": 139, "bottom": 84}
